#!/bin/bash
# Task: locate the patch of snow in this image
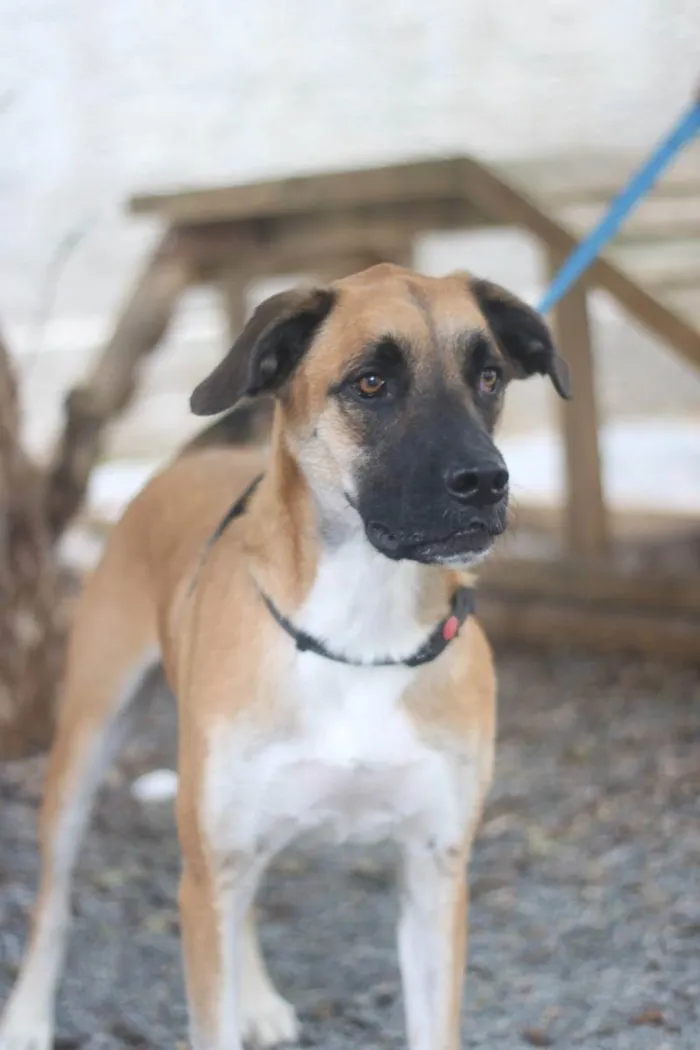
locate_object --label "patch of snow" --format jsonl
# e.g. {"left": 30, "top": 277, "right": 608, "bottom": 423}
{"left": 58, "top": 526, "right": 106, "bottom": 572}
{"left": 86, "top": 459, "right": 162, "bottom": 521}
{"left": 131, "top": 769, "right": 179, "bottom": 804}
{"left": 501, "top": 416, "right": 700, "bottom": 516}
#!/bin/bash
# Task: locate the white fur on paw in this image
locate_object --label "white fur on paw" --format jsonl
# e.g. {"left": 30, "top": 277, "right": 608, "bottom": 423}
{"left": 240, "top": 987, "right": 299, "bottom": 1047}
{"left": 130, "top": 769, "right": 178, "bottom": 803}
{"left": 0, "top": 1014, "right": 53, "bottom": 1050}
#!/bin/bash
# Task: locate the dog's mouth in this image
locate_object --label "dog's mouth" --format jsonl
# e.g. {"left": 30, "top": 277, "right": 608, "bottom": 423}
{"left": 364, "top": 516, "right": 505, "bottom": 564}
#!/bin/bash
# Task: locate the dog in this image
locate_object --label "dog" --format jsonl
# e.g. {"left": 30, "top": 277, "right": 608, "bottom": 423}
{"left": 0, "top": 264, "right": 569, "bottom": 1050}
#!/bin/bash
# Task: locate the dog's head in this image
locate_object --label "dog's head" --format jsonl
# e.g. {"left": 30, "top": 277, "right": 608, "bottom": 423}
{"left": 191, "top": 264, "right": 570, "bottom": 566}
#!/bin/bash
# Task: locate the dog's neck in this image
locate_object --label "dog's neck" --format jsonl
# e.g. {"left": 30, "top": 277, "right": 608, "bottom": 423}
{"left": 245, "top": 431, "right": 454, "bottom": 662}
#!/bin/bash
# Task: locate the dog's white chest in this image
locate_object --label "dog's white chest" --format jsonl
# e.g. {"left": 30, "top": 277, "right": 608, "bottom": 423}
{"left": 205, "top": 537, "right": 469, "bottom": 855}
{"left": 208, "top": 663, "right": 461, "bottom": 853}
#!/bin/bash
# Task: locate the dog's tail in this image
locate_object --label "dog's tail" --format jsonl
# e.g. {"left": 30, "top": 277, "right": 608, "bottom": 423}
{"left": 177, "top": 398, "right": 274, "bottom": 458}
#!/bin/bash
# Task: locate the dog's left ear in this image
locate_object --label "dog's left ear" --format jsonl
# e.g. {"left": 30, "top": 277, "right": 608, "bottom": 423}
{"left": 190, "top": 285, "right": 335, "bottom": 416}
{"left": 471, "top": 278, "right": 571, "bottom": 399}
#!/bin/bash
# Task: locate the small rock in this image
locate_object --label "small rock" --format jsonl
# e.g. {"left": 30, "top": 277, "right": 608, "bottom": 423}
{"left": 80, "top": 1034, "right": 123, "bottom": 1050}
{"left": 631, "top": 1008, "right": 665, "bottom": 1027}
{"left": 342, "top": 1008, "right": 375, "bottom": 1030}
{"left": 306, "top": 998, "right": 342, "bottom": 1021}
{"left": 260, "top": 900, "right": 296, "bottom": 922}
{"left": 109, "top": 1020, "right": 149, "bottom": 1048}
{"left": 521, "top": 944, "right": 552, "bottom": 965}
{"left": 470, "top": 874, "right": 510, "bottom": 899}
{"left": 372, "top": 981, "right": 397, "bottom": 1007}
{"left": 355, "top": 980, "right": 398, "bottom": 1010}
{"left": 349, "top": 858, "right": 393, "bottom": 888}
{"left": 522, "top": 1026, "right": 554, "bottom": 1047}
{"left": 92, "top": 868, "right": 127, "bottom": 890}
{"left": 141, "top": 911, "right": 178, "bottom": 936}
{"left": 272, "top": 854, "right": 309, "bottom": 875}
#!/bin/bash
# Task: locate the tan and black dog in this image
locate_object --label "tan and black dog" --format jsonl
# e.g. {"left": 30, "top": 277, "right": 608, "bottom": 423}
{"left": 0, "top": 264, "right": 569, "bottom": 1050}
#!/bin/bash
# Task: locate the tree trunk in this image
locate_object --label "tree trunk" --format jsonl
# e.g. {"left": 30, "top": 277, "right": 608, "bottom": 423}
{"left": 0, "top": 235, "right": 189, "bottom": 759}
{"left": 0, "top": 330, "right": 67, "bottom": 759}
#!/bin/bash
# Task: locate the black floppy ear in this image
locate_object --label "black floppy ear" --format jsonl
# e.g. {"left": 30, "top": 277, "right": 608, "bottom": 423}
{"left": 470, "top": 278, "right": 571, "bottom": 399}
{"left": 190, "top": 286, "right": 335, "bottom": 416}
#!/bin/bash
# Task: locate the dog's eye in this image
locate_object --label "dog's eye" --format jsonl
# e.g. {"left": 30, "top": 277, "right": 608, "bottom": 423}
{"left": 479, "top": 367, "right": 502, "bottom": 395}
{"left": 354, "top": 374, "right": 387, "bottom": 398}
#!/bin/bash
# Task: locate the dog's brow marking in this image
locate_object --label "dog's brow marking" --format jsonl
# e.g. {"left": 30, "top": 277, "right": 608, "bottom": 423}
{"left": 406, "top": 281, "right": 439, "bottom": 352}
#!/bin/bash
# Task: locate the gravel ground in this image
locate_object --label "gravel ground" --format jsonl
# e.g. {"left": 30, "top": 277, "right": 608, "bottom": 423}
{"left": 1, "top": 646, "right": 699, "bottom": 1050}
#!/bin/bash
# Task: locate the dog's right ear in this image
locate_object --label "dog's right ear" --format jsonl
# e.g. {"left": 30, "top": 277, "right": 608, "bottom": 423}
{"left": 190, "top": 286, "right": 335, "bottom": 416}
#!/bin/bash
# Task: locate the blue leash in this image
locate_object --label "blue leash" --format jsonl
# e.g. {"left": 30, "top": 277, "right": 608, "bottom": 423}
{"left": 537, "top": 97, "right": 700, "bottom": 315}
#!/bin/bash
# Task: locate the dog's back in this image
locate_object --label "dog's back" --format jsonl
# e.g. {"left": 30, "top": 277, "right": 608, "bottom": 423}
{"left": 73, "top": 445, "right": 265, "bottom": 692}
{"left": 121, "top": 446, "right": 265, "bottom": 605}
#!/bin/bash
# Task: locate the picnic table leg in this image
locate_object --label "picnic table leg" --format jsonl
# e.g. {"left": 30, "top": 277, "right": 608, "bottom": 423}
{"left": 546, "top": 247, "right": 609, "bottom": 560}
{"left": 219, "top": 273, "right": 249, "bottom": 340}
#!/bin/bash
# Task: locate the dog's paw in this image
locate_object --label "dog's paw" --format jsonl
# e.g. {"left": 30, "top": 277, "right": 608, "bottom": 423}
{"left": 0, "top": 1012, "right": 53, "bottom": 1050}
{"left": 240, "top": 987, "right": 299, "bottom": 1047}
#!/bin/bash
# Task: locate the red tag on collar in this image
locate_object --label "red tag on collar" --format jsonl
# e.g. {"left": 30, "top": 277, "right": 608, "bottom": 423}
{"left": 442, "top": 615, "right": 459, "bottom": 642}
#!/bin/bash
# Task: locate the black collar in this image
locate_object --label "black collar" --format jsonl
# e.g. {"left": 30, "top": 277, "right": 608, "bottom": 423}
{"left": 261, "top": 585, "right": 475, "bottom": 668}
{"left": 203, "top": 474, "right": 476, "bottom": 669}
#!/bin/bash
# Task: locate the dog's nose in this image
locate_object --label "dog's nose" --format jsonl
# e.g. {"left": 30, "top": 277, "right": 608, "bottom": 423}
{"left": 444, "top": 463, "right": 509, "bottom": 506}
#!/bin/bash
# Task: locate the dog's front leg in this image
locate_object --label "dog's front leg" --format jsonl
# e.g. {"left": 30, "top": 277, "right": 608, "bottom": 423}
{"left": 179, "top": 852, "right": 260, "bottom": 1050}
{"left": 397, "top": 839, "right": 471, "bottom": 1050}
{"left": 177, "top": 772, "right": 298, "bottom": 1050}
